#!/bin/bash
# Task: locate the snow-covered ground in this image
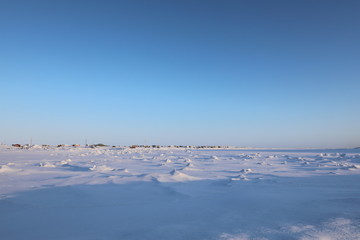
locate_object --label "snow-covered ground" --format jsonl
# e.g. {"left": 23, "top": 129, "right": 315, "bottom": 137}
{"left": 1, "top": 145, "right": 360, "bottom": 240}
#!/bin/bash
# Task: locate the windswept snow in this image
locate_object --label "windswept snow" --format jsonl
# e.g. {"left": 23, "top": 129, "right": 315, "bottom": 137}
{"left": 0, "top": 146, "right": 360, "bottom": 239}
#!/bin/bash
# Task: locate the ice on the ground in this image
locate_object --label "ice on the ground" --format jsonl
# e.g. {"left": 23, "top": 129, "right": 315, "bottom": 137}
{"left": 0, "top": 146, "right": 360, "bottom": 240}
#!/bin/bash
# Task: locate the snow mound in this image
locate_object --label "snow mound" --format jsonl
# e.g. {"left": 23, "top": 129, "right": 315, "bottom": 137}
{"left": 34, "top": 145, "right": 44, "bottom": 149}
{"left": 170, "top": 169, "right": 199, "bottom": 180}
{"left": 39, "top": 162, "right": 56, "bottom": 168}
{"left": 230, "top": 174, "right": 249, "bottom": 181}
{"left": 348, "top": 164, "right": 360, "bottom": 170}
{"left": 180, "top": 162, "right": 196, "bottom": 171}
{"left": 239, "top": 169, "right": 253, "bottom": 174}
{"left": 0, "top": 165, "right": 18, "bottom": 173}
{"left": 185, "top": 162, "right": 194, "bottom": 167}
{"left": 154, "top": 169, "right": 200, "bottom": 182}
{"left": 59, "top": 159, "right": 72, "bottom": 165}
{"left": 137, "top": 173, "right": 159, "bottom": 182}
{"left": 89, "top": 165, "right": 114, "bottom": 171}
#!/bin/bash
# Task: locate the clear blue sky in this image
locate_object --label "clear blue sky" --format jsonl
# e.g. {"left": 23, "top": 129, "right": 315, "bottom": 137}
{"left": 1, "top": 0, "right": 359, "bottom": 147}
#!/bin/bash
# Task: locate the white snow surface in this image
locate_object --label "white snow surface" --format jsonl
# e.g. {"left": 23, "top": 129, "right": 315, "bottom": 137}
{"left": 1, "top": 146, "right": 360, "bottom": 240}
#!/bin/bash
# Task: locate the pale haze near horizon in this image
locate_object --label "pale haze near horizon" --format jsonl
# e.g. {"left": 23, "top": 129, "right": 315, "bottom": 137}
{"left": 1, "top": 0, "right": 359, "bottom": 148}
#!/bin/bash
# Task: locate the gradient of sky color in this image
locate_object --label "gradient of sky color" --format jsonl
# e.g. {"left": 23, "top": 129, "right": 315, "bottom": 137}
{"left": 1, "top": 0, "right": 360, "bottom": 148}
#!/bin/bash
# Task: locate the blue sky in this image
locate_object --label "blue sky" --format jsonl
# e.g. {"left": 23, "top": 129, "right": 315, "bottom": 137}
{"left": 1, "top": 0, "right": 359, "bottom": 147}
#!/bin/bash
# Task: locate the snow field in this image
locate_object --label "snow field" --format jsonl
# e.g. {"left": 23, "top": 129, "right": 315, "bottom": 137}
{"left": 0, "top": 146, "right": 359, "bottom": 239}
